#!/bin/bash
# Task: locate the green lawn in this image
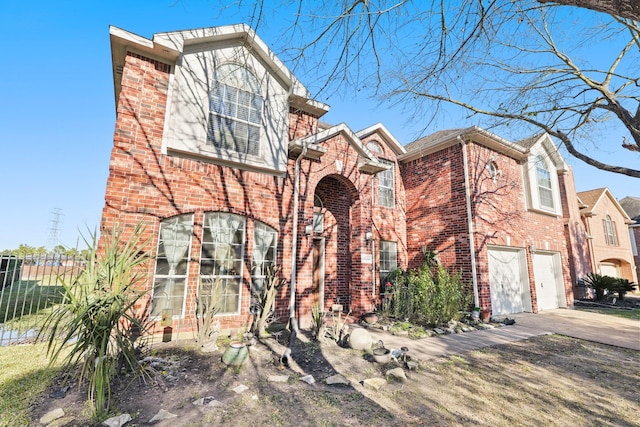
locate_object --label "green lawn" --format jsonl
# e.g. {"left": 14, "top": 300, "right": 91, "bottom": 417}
{"left": 576, "top": 306, "right": 640, "bottom": 321}
{"left": 0, "top": 343, "right": 65, "bottom": 427}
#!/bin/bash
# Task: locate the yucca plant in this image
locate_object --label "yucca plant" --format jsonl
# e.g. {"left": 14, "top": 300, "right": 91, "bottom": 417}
{"left": 38, "top": 223, "right": 151, "bottom": 420}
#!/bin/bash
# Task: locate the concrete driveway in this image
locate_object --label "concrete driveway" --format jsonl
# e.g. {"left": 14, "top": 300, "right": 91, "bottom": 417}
{"left": 512, "top": 309, "right": 639, "bottom": 350}
{"left": 363, "top": 308, "right": 639, "bottom": 362}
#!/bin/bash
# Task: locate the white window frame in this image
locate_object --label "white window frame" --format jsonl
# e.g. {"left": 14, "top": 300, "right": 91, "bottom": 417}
{"left": 250, "top": 221, "right": 278, "bottom": 315}
{"left": 207, "top": 64, "right": 263, "bottom": 157}
{"left": 524, "top": 151, "right": 562, "bottom": 216}
{"left": 151, "top": 214, "right": 194, "bottom": 318}
{"left": 379, "top": 240, "right": 398, "bottom": 286}
{"left": 378, "top": 161, "right": 395, "bottom": 208}
{"left": 603, "top": 215, "right": 619, "bottom": 246}
{"left": 200, "top": 212, "right": 246, "bottom": 315}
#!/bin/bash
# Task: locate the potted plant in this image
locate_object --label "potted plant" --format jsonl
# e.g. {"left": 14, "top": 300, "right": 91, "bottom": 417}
{"left": 472, "top": 307, "right": 480, "bottom": 320}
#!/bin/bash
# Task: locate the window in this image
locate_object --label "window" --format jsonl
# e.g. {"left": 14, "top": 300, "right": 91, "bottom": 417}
{"left": 250, "top": 221, "right": 278, "bottom": 313}
{"left": 200, "top": 212, "right": 246, "bottom": 314}
{"left": 379, "top": 240, "right": 398, "bottom": 286}
{"left": 313, "top": 195, "right": 324, "bottom": 233}
{"left": 207, "top": 64, "right": 263, "bottom": 157}
{"left": 535, "top": 156, "right": 554, "bottom": 210}
{"left": 151, "top": 214, "right": 194, "bottom": 317}
{"left": 603, "top": 215, "right": 619, "bottom": 246}
{"left": 487, "top": 161, "right": 498, "bottom": 179}
{"left": 378, "top": 161, "right": 395, "bottom": 208}
{"left": 367, "top": 141, "right": 383, "bottom": 154}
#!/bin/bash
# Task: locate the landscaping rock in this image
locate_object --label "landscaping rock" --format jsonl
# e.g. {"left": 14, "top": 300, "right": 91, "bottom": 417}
{"left": 233, "top": 384, "right": 249, "bottom": 393}
{"left": 433, "top": 328, "right": 445, "bottom": 335}
{"left": 267, "top": 374, "right": 290, "bottom": 383}
{"left": 348, "top": 328, "right": 372, "bottom": 350}
{"left": 148, "top": 409, "right": 177, "bottom": 423}
{"left": 192, "top": 396, "right": 216, "bottom": 406}
{"left": 362, "top": 377, "right": 387, "bottom": 391}
{"left": 47, "top": 416, "right": 76, "bottom": 427}
{"left": 325, "top": 374, "right": 350, "bottom": 385}
{"left": 386, "top": 367, "right": 407, "bottom": 382}
{"left": 392, "top": 330, "right": 409, "bottom": 337}
{"left": 299, "top": 374, "right": 316, "bottom": 384}
{"left": 102, "top": 413, "right": 131, "bottom": 427}
{"left": 39, "top": 408, "right": 65, "bottom": 425}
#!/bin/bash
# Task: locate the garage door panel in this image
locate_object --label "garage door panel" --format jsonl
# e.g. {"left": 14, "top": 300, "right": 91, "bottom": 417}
{"left": 533, "top": 253, "right": 560, "bottom": 311}
{"left": 488, "top": 248, "right": 526, "bottom": 315}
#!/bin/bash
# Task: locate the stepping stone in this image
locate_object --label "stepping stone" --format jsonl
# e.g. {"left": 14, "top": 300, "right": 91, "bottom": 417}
{"left": 233, "top": 384, "right": 249, "bottom": 394}
{"left": 299, "top": 374, "right": 315, "bottom": 384}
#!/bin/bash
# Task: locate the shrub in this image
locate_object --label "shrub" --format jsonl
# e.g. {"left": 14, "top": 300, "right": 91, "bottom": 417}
{"left": 38, "top": 224, "right": 151, "bottom": 420}
{"left": 381, "top": 264, "right": 469, "bottom": 326}
{"left": 582, "top": 273, "right": 618, "bottom": 301}
{"left": 609, "top": 278, "right": 637, "bottom": 301}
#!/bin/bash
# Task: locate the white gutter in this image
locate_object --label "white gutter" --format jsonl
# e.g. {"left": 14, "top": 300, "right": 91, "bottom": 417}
{"left": 288, "top": 143, "right": 307, "bottom": 328}
{"left": 458, "top": 136, "right": 480, "bottom": 308}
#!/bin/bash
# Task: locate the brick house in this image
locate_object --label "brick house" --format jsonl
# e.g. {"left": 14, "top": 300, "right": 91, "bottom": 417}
{"left": 619, "top": 196, "right": 640, "bottom": 281}
{"left": 101, "top": 25, "right": 586, "bottom": 333}
{"left": 578, "top": 189, "right": 638, "bottom": 284}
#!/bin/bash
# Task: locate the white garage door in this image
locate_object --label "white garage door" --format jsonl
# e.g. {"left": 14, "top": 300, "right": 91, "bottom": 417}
{"left": 488, "top": 248, "right": 527, "bottom": 315}
{"left": 532, "top": 252, "right": 562, "bottom": 311}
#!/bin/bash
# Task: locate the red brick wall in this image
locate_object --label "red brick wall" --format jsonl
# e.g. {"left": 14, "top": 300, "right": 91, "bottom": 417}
{"left": 402, "top": 142, "right": 575, "bottom": 313}
{"left": 101, "top": 51, "right": 405, "bottom": 333}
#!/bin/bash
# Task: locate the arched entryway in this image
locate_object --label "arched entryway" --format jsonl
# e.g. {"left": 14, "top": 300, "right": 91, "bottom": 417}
{"left": 311, "top": 175, "right": 361, "bottom": 313}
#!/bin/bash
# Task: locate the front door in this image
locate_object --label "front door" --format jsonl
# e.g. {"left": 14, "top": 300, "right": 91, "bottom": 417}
{"left": 312, "top": 238, "right": 325, "bottom": 310}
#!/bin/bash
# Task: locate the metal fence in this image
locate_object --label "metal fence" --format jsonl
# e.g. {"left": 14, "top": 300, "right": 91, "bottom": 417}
{"left": 0, "top": 254, "right": 84, "bottom": 346}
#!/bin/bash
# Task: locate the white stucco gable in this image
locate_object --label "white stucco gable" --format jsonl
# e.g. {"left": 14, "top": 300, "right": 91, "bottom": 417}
{"left": 109, "top": 25, "right": 329, "bottom": 176}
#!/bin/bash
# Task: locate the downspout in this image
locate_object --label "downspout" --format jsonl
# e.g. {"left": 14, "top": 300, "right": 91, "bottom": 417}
{"left": 458, "top": 136, "right": 480, "bottom": 308}
{"left": 370, "top": 175, "right": 376, "bottom": 302}
{"left": 288, "top": 142, "right": 307, "bottom": 333}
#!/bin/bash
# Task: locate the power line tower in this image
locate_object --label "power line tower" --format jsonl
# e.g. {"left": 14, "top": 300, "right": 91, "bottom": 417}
{"left": 48, "top": 208, "right": 64, "bottom": 249}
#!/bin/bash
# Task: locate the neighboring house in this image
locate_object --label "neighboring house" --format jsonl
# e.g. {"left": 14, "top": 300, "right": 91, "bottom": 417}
{"left": 618, "top": 196, "right": 640, "bottom": 281}
{"left": 101, "top": 25, "right": 586, "bottom": 333}
{"left": 577, "top": 189, "right": 638, "bottom": 284}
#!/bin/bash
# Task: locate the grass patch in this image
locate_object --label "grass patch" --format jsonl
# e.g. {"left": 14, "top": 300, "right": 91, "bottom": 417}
{"left": 0, "top": 278, "right": 66, "bottom": 327}
{"left": 576, "top": 307, "right": 640, "bottom": 320}
{"left": 0, "top": 342, "right": 65, "bottom": 427}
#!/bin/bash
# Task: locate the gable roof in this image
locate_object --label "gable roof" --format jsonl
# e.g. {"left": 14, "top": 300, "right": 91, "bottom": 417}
{"left": 401, "top": 126, "right": 529, "bottom": 163}
{"left": 577, "top": 188, "right": 632, "bottom": 223}
{"left": 356, "top": 123, "right": 407, "bottom": 156}
{"left": 619, "top": 196, "right": 640, "bottom": 222}
{"left": 400, "top": 127, "right": 568, "bottom": 172}
{"left": 289, "top": 123, "right": 389, "bottom": 174}
{"left": 109, "top": 25, "right": 329, "bottom": 117}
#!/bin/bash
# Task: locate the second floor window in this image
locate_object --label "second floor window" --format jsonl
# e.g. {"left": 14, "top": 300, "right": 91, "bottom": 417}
{"left": 378, "top": 161, "right": 395, "bottom": 208}
{"left": 603, "top": 215, "right": 619, "bottom": 246}
{"left": 207, "top": 64, "right": 263, "bottom": 157}
{"left": 535, "top": 156, "right": 554, "bottom": 210}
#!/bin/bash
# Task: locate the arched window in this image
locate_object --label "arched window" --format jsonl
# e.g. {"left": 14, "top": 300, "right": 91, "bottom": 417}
{"left": 367, "top": 141, "right": 383, "bottom": 154}
{"left": 151, "top": 214, "right": 194, "bottom": 317}
{"left": 207, "top": 64, "right": 263, "bottom": 156}
{"left": 535, "top": 156, "right": 554, "bottom": 210}
{"left": 200, "top": 212, "right": 246, "bottom": 314}
{"left": 251, "top": 221, "right": 278, "bottom": 313}
{"left": 603, "top": 215, "right": 619, "bottom": 246}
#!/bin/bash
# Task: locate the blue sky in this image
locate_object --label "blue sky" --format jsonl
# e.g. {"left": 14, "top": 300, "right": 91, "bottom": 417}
{"left": 0, "top": 1, "right": 637, "bottom": 251}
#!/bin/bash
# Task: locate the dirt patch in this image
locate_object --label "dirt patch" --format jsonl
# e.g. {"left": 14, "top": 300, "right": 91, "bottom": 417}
{"left": 33, "top": 333, "right": 639, "bottom": 426}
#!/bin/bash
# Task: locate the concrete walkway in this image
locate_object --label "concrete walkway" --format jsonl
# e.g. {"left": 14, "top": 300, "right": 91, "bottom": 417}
{"left": 361, "top": 309, "right": 639, "bottom": 361}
